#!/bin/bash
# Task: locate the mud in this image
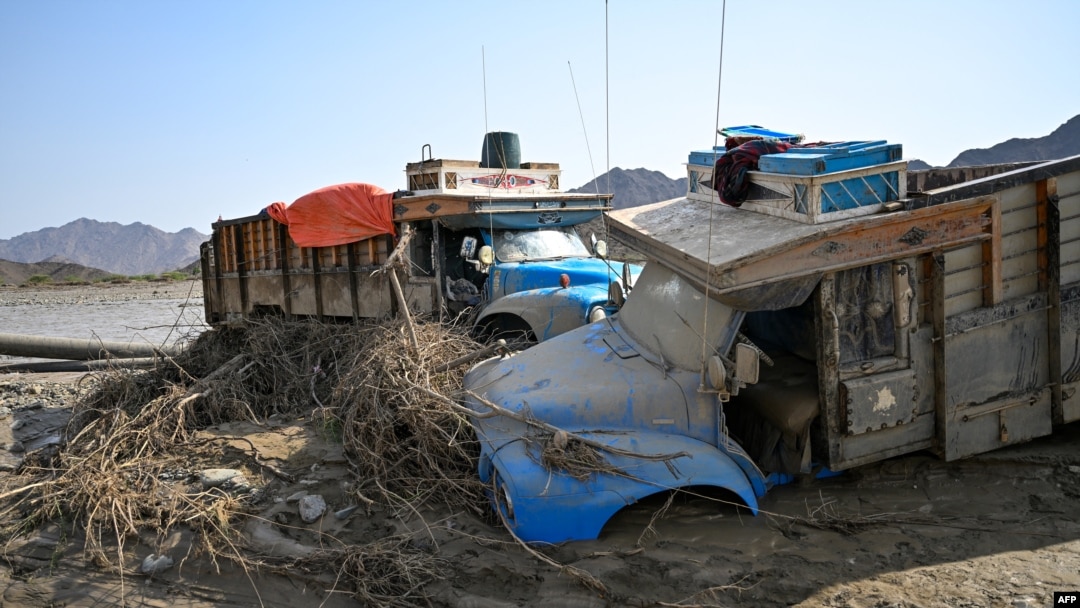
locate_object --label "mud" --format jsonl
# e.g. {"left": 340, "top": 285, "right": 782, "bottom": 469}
{"left": 0, "top": 282, "right": 1078, "bottom": 607}
{"left": 1, "top": 370, "right": 1077, "bottom": 607}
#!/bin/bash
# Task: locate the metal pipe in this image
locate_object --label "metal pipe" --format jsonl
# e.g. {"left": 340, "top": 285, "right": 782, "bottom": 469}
{"left": 0, "top": 333, "right": 180, "bottom": 361}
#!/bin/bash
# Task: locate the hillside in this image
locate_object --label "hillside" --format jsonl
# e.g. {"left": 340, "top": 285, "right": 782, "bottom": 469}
{"left": 569, "top": 167, "right": 687, "bottom": 210}
{"left": 0, "top": 218, "right": 206, "bottom": 276}
{"left": 947, "top": 115, "right": 1080, "bottom": 167}
{"left": 0, "top": 259, "right": 115, "bottom": 286}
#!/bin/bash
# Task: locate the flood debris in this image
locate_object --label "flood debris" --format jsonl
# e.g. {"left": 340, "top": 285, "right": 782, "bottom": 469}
{"left": 0, "top": 315, "right": 496, "bottom": 607}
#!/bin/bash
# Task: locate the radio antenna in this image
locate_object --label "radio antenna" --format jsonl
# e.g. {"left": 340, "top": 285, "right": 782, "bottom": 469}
{"left": 482, "top": 45, "right": 489, "bottom": 134}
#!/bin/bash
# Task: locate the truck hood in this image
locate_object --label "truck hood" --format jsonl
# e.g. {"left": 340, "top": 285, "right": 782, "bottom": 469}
{"left": 492, "top": 258, "right": 637, "bottom": 296}
{"left": 463, "top": 318, "right": 708, "bottom": 440}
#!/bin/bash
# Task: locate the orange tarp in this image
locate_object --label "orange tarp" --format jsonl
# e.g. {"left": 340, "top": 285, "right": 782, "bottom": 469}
{"left": 265, "top": 183, "right": 396, "bottom": 247}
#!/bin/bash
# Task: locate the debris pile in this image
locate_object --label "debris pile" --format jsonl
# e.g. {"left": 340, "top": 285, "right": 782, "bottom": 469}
{"left": 0, "top": 315, "right": 487, "bottom": 606}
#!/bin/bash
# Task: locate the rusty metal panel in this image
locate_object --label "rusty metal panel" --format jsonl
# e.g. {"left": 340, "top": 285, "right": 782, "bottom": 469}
{"left": 820, "top": 325, "right": 937, "bottom": 471}
{"left": 944, "top": 294, "right": 1049, "bottom": 404}
{"left": 841, "top": 369, "right": 918, "bottom": 436}
{"left": 940, "top": 388, "right": 1052, "bottom": 461}
{"left": 1059, "top": 284, "right": 1080, "bottom": 423}
{"left": 941, "top": 296, "right": 1052, "bottom": 459}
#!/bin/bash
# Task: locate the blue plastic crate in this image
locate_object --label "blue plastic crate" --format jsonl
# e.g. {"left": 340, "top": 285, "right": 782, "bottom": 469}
{"left": 719, "top": 125, "right": 804, "bottom": 142}
{"left": 688, "top": 126, "right": 804, "bottom": 167}
{"left": 758, "top": 141, "right": 903, "bottom": 176}
{"left": 688, "top": 147, "right": 726, "bottom": 167}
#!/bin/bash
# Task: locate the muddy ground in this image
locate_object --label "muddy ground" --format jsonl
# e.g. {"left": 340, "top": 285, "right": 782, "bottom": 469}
{"left": 2, "top": 371, "right": 1078, "bottom": 608}
{"left": 1, "top": 283, "right": 1079, "bottom": 607}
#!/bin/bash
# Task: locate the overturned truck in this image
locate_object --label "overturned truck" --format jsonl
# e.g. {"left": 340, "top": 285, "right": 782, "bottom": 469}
{"left": 462, "top": 141, "right": 1080, "bottom": 543}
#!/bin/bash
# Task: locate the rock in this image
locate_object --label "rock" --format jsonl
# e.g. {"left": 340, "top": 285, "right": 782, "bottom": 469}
{"left": 0, "top": 406, "right": 10, "bottom": 419}
{"left": 10, "top": 419, "right": 25, "bottom": 431}
{"left": 199, "top": 468, "right": 242, "bottom": 489}
{"left": 27, "top": 385, "right": 42, "bottom": 396}
{"left": 7, "top": 441, "right": 25, "bottom": 453}
{"left": 334, "top": 505, "right": 359, "bottom": 520}
{"left": 225, "top": 475, "right": 252, "bottom": 493}
{"left": 298, "top": 494, "right": 326, "bottom": 523}
{"left": 286, "top": 490, "right": 308, "bottom": 503}
{"left": 140, "top": 553, "right": 174, "bottom": 574}
{"left": 1068, "top": 465, "right": 1080, "bottom": 474}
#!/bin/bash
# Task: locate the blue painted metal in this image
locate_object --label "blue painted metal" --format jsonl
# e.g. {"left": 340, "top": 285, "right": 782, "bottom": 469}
{"left": 719, "top": 125, "right": 803, "bottom": 142}
{"left": 757, "top": 141, "right": 903, "bottom": 176}
{"left": 476, "top": 283, "right": 613, "bottom": 341}
{"left": 491, "top": 257, "right": 622, "bottom": 296}
{"left": 472, "top": 226, "right": 642, "bottom": 341}
{"left": 439, "top": 208, "right": 605, "bottom": 231}
{"left": 765, "top": 466, "right": 843, "bottom": 488}
{"left": 813, "top": 171, "right": 901, "bottom": 212}
{"left": 478, "top": 430, "right": 761, "bottom": 544}
{"left": 464, "top": 318, "right": 768, "bottom": 543}
{"left": 687, "top": 147, "right": 728, "bottom": 168}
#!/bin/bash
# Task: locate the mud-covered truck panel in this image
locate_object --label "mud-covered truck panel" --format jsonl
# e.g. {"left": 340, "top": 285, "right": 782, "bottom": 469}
{"left": 606, "top": 155, "right": 1080, "bottom": 470}
{"left": 462, "top": 141, "right": 1080, "bottom": 543}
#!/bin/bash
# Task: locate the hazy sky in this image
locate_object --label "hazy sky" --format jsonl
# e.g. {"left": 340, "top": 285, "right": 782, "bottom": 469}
{"left": 2, "top": 0, "right": 1077, "bottom": 239}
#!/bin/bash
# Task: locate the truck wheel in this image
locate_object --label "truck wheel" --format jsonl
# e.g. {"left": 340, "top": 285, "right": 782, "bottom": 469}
{"left": 478, "top": 315, "right": 536, "bottom": 349}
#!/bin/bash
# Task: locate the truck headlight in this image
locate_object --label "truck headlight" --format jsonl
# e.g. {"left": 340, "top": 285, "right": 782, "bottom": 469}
{"left": 588, "top": 306, "right": 607, "bottom": 323}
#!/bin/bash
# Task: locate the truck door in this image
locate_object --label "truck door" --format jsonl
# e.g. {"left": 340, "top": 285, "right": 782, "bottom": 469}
{"left": 818, "top": 260, "right": 935, "bottom": 470}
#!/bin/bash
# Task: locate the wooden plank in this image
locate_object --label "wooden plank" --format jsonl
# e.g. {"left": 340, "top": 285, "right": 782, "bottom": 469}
{"left": 391, "top": 193, "right": 613, "bottom": 221}
{"left": 312, "top": 247, "right": 324, "bottom": 319}
{"left": 233, "top": 224, "right": 249, "bottom": 316}
{"left": 709, "top": 197, "right": 996, "bottom": 295}
{"left": 931, "top": 253, "right": 947, "bottom": 458}
{"left": 434, "top": 225, "right": 446, "bottom": 320}
{"left": 278, "top": 223, "right": 292, "bottom": 318}
{"left": 911, "top": 155, "right": 1080, "bottom": 209}
{"left": 983, "top": 198, "right": 1003, "bottom": 305}
{"left": 814, "top": 275, "right": 845, "bottom": 468}
{"left": 347, "top": 242, "right": 360, "bottom": 322}
{"left": 1042, "top": 178, "right": 1063, "bottom": 422}
{"left": 1037, "top": 179, "right": 1055, "bottom": 290}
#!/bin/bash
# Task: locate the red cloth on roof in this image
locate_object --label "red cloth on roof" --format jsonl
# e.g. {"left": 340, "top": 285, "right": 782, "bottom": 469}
{"left": 267, "top": 183, "right": 396, "bottom": 247}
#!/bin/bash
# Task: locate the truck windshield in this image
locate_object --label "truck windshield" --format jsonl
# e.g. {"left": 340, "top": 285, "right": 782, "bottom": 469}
{"left": 618, "top": 264, "right": 743, "bottom": 372}
{"left": 492, "top": 227, "right": 591, "bottom": 262}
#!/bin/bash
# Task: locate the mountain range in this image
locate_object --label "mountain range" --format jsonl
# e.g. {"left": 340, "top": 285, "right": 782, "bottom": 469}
{"left": 2, "top": 114, "right": 1077, "bottom": 283}
{"left": 0, "top": 218, "right": 206, "bottom": 277}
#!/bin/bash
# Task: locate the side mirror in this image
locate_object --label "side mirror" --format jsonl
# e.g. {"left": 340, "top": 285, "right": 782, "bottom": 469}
{"left": 608, "top": 280, "right": 625, "bottom": 308}
{"left": 734, "top": 343, "right": 760, "bottom": 385}
{"left": 593, "top": 239, "right": 608, "bottom": 259}
{"left": 478, "top": 245, "right": 495, "bottom": 266}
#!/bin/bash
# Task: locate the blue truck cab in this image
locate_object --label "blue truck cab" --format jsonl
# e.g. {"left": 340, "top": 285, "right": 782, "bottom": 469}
{"left": 396, "top": 133, "right": 642, "bottom": 344}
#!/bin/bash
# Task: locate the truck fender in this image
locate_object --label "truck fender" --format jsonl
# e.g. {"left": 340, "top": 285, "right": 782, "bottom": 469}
{"left": 478, "top": 430, "right": 764, "bottom": 544}
{"left": 475, "top": 285, "right": 609, "bottom": 342}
